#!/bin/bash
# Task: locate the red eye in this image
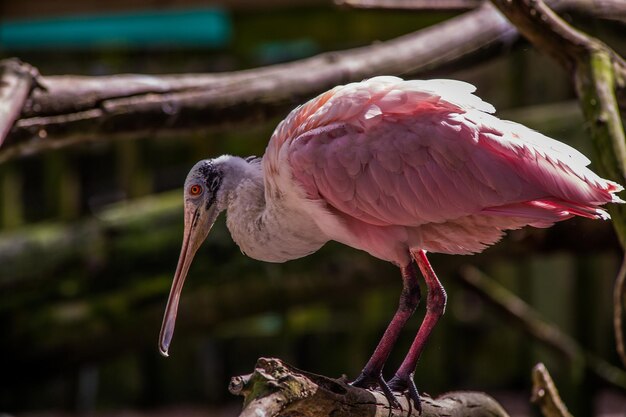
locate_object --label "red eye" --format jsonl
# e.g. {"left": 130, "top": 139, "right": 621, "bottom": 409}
{"left": 189, "top": 185, "right": 202, "bottom": 196}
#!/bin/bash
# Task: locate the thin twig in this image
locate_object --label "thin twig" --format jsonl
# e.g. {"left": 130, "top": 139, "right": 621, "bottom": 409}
{"left": 531, "top": 363, "right": 574, "bottom": 417}
{"left": 458, "top": 265, "right": 626, "bottom": 390}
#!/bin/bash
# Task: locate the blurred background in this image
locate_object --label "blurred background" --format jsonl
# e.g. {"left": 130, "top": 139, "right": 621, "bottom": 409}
{"left": 1, "top": 1, "right": 625, "bottom": 416}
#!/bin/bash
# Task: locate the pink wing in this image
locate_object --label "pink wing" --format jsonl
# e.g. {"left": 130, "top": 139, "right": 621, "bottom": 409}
{"left": 264, "top": 77, "right": 622, "bottom": 256}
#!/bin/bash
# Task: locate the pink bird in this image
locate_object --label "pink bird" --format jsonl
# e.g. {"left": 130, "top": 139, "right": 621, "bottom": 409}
{"left": 159, "top": 76, "right": 623, "bottom": 409}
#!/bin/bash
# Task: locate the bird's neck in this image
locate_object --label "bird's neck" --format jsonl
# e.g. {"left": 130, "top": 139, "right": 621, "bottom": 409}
{"left": 224, "top": 160, "right": 327, "bottom": 263}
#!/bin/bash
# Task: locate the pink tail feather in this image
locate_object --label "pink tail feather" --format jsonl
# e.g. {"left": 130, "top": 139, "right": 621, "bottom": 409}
{"left": 483, "top": 198, "right": 609, "bottom": 228}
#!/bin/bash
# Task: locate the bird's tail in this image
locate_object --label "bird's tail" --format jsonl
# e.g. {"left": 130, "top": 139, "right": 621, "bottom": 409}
{"left": 483, "top": 197, "right": 616, "bottom": 228}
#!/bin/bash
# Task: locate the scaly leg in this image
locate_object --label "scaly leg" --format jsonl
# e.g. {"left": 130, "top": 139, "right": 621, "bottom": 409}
{"left": 388, "top": 250, "right": 447, "bottom": 412}
{"left": 351, "top": 262, "right": 421, "bottom": 407}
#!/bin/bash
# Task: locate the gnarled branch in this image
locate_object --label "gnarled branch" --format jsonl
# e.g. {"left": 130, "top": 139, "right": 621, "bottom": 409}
{"left": 229, "top": 357, "right": 511, "bottom": 417}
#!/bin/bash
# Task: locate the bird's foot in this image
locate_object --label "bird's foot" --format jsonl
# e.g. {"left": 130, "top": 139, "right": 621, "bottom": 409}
{"left": 350, "top": 372, "right": 401, "bottom": 408}
{"left": 388, "top": 374, "right": 422, "bottom": 414}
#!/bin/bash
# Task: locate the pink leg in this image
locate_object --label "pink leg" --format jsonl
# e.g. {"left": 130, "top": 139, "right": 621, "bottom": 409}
{"left": 388, "top": 250, "right": 447, "bottom": 410}
{"left": 351, "top": 262, "right": 421, "bottom": 406}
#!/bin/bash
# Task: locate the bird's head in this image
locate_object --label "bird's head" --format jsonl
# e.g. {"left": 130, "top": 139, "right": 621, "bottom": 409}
{"left": 158, "top": 158, "right": 227, "bottom": 357}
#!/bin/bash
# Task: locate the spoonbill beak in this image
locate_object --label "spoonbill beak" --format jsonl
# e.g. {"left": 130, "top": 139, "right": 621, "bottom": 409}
{"left": 159, "top": 204, "right": 218, "bottom": 357}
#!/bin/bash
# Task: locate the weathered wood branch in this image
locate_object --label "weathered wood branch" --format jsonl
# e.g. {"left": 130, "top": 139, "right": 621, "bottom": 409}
{"left": 0, "top": 59, "right": 42, "bottom": 148}
{"left": 1, "top": 4, "right": 515, "bottom": 163}
{"left": 531, "top": 363, "right": 573, "bottom": 417}
{"left": 229, "top": 357, "right": 511, "bottom": 417}
{"left": 1, "top": 0, "right": 624, "bottom": 163}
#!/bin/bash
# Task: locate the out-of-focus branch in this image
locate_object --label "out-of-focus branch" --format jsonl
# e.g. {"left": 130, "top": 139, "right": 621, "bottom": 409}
{"left": 1, "top": 4, "right": 516, "bottom": 163}
{"left": 458, "top": 266, "right": 626, "bottom": 390}
{"left": 1, "top": 0, "right": 625, "bottom": 164}
{"left": 0, "top": 59, "right": 41, "bottom": 148}
{"left": 531, "top": 363, "right": 574, "bottom": 417}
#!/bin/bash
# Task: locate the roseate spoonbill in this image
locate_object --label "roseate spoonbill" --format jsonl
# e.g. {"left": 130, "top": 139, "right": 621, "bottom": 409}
{"left": 159, "top": 76, "right": 623, "bottom": 408}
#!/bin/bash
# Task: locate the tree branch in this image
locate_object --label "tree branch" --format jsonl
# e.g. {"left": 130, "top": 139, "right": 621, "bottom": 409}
{"left": 0, "top": 58, "right": 42, "bottom": 148}
{"left": 489, "top": 0, "right": 626, "bottom": 78}
{"left": 2, "top": 0, "right": 625, "bottom": 163}
{"left": 1, "top": 4, "right": 515, "bottom": 163}
{"left": 229, "top": 357, "right": 511, "bottom": 417}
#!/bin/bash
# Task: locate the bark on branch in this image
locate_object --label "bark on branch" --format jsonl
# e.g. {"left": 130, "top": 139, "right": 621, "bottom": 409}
{"left": 2, "top": 4, "right": 515, "bottom": 163}
{"left": 1, "top": 0, "right": 624, "bottom": 163}
{"left": 229, "top": 357, "right": 511, "bottom": 417}
{"left": 0, "top": 58, "right": 42, "bottom": 148}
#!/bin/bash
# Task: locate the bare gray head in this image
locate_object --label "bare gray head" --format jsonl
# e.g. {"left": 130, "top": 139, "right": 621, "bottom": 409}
{"left": 159, "top": 155, "right": 258, "bottom": 356}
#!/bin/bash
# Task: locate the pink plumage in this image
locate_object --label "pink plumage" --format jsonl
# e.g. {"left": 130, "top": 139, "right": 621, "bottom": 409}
{"left": 161, "top": 76, "right": 623, "bottom": 409}
{"left": 265, "top": 76, "right": 622, "bottom": 262}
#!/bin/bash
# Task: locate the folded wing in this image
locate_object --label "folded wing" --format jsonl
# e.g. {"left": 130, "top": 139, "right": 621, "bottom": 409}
{"left": 264, "top": 76, "right": 622, "bottom": 254}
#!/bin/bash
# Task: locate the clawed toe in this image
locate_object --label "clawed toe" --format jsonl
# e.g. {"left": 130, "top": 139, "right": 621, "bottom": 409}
{"left": 388, "top": 374, "right": 422, "bottom": 413}
{"left": 351, "top": 372, "right": 422, "bottom": 412}
{"left": 351, "top": 372, "right": 401, "bottom": 408}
